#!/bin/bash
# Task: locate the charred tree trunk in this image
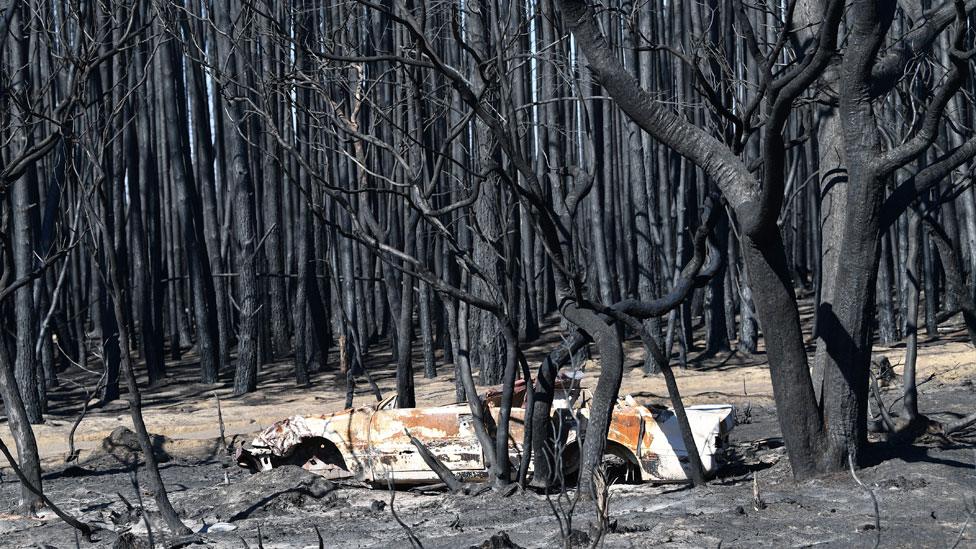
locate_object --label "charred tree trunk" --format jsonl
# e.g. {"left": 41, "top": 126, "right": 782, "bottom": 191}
{"left": 157, "top": 17, "right": 222, "bottom": 384}
{"left": 9, "top": 5, "right": 42, "bottom": 423}
{"left": 216, "top": 0, "right": 262, "bottom": 395}
{"left": 0, "top": 310, "right": 43, "bottom": 512}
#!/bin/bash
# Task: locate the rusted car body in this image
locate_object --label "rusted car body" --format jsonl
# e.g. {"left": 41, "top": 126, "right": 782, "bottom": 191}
{"left": 237, "top": 389, "right": 735, "bottom": 485}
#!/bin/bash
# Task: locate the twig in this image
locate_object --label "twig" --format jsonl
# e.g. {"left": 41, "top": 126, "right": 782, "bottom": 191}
{"left": 34, "top": 194, "right": 84, "bottom": 359}
{"left": 213, "top": 391, "right": 227, "bottom": 453}
{"left": 949, "top": 500, "right": 973, "bottom": 549}
{"left": 315, "top": 525, "right": 325, "bottom": 549}
{"left": 752, "top": 473, "right": 765, "bottom": 511}
{"left": 388, "top": 474, "right": 424, "bottom": 549}
{"left": 66, "top": 372, "right": 107, "bottom": 462}
{"left": 849, "top": 452, "right": 880, "bottom": 549}
{"left": 542, "top": 347, "right": 586, "bottom": 549}
{"left": 114, "top": 491, "right": 136, "bottom": 529}
{"left": 128, "top": 466, "right": 154, "bottom": 549}
{"left": 887, "top": 373, "right": 937, "bottom": 409}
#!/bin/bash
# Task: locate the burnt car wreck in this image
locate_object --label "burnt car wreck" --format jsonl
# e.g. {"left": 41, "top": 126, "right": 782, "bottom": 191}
{"left": 236, "top": 388, "right": 736, "bottom": 486}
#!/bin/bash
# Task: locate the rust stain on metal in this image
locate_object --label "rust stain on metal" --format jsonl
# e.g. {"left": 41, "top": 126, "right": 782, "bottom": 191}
{"left": 607, "top": 410, "right": 643, "bottom": 450}
{"left": 237, "top": 390, "right": 736, "bottom": 486}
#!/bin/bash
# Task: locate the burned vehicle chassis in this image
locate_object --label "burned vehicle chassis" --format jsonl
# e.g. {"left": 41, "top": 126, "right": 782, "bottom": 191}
{"left": 237, "top": 391, "right": 736, "bottom": 486}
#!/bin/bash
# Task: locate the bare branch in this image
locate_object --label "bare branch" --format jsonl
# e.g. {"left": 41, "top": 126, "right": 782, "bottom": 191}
{"left": 556, "top": 0, "right": 758, "bottom": 213}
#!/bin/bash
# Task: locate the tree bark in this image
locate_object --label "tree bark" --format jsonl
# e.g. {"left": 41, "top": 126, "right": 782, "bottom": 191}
{"left": 0, "top": 327, "right": 43, "bottom": 512}
{"left": 9, "top": 4, "right": 42, "bottom": 424}
{"left": 158, "top": 18, "right": 222, "bottom": 384}
{"left": 216, "top": 0, "right": 262, "bottom": 395}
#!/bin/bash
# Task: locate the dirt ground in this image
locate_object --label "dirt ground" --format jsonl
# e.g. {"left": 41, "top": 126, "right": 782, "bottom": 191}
{"left": 1, "top": 313, "right": 975, "bottom": 548}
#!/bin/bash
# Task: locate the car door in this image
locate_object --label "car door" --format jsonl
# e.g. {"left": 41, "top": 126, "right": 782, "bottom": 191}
{"left": 366, "top": 403, "right": 486, "bottom": 483}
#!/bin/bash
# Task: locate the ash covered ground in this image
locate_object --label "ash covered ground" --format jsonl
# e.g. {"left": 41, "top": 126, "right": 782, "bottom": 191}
{"left": 1, "top": 381, "right": 973, "bottom": 549}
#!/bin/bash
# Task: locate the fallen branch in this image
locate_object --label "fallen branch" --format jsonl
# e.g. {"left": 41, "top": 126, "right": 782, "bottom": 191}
{"left": 164, "top": 535, "right": 203, "bottom": 549}
{"left": 405, "top": 428, "right": 465, "bottom": 493}
{"left": 942, "top": 411, "right": 976, "bottom": 436}
{"left": 0, "top": 438, "right": 99, "bottom": 541}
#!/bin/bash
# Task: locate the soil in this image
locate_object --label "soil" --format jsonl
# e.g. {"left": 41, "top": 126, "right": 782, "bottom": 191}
{"left": 1, "top": 311, "right": 974, "bottom": 548}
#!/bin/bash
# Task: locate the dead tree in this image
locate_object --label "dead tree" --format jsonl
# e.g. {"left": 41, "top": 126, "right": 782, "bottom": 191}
{"left": 560, "top": 0, "right": 976, "bottom": 477}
